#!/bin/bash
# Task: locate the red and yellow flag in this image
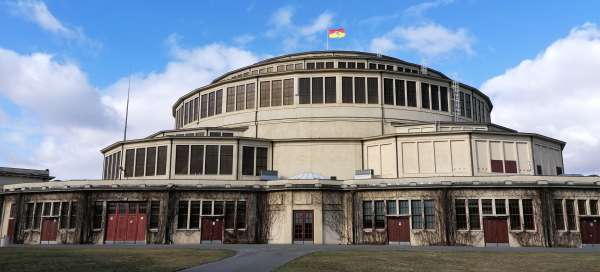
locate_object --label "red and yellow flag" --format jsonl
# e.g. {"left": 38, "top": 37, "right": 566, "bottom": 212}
{"left": 328, "top": 28, "right": 346, "bottom": 39}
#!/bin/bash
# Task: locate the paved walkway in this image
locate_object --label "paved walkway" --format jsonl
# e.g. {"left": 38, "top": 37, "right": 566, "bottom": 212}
{"left": 182, "top": 244, "right": 600, "bottom": 272}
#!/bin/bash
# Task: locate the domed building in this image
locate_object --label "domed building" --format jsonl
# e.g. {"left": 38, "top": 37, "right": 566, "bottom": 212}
{"left": 2, "top": 51, "right": 599, "bottom": 247}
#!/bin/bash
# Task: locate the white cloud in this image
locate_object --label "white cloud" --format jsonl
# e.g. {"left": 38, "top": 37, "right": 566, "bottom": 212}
{"left": 0, "top": 42, "right": 259, "bottom": 179}
{"left": 233, "top": 34, "right": 256, "bottom": 46}
{"left": 405, "top": 0, "right": 454, "bottom": 17}
{"left": 269, "top": 6, "right": 294, "bottom": 29}
{"left": 482, "top": 22, "right": 600, "bottom": 175}
{"left": 9, "top": 0, "right": 98, "bottom": 47}
{"left": 299, "top": 12, "right": 334, "bottom": 36}
{"left": 266, "top": 7, "right": 334, "bottom": 50}
{"left": 370, "top": 23, "right": 473, "bottom": 58}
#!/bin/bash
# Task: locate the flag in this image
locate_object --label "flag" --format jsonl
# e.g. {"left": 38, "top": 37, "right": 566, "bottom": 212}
{"left": 328, "top": 28, "right": 346, "bottom": 39}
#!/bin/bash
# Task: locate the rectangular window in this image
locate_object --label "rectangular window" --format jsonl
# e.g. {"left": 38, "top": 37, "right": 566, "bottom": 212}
{"left": 24, "top": 203, "right": 34, "bottom": 229}
{"left": 201, "top": 201, "right": 212, "bottom": 215}
{"left": 242, "top": 146, "right": 255, "bottom": 176}
{"left": 465, "top": 93, "right": 472, "bottom": 118}
{"left": 338, "top": 62, "right": 346, "bottom": 68}
{"left": 367, "top": 77, "right": 378, "bottom": 104}
{"left": 205, "top": 145, "right": 219, "bottom": 175}
{"left": 363, "top": 201, "right": 373, "bottom": 228}
{"left": 276, "top": 65, "right": 284, "bottom": 72}
{"left": 59, "top": 202, "right": 68, "bottom": 229}
{"left": 271, "top": 80, "right": 282, "bottom": 107}
{"left": 522, "top": 199, "right": 535, "bottom": 230}
{"left": 554, "top": 199, "right": 565, "bottom": 230}
{"left": 208, "top": 92, "right": 215, "bottom": 116}
{"left": 190, "top": 201, "right": 201, "bottom": 229}
{"left": 201, "top": 94, "right": 208, "bottom": 118}
{"left": 578, "top": 199, "right": 588, "bottom": 216}
{"left": 482, "top": 199, "right": 493, "bottom": 214}
{"left": 134, "top": 148, "right": 146, "bottom": 177}
{"left": 93, "top": 202, "right": 103, "bottom": 229}
{"left": 190, "top": 145, "right": 204, "bottom": 175}
{"left": 193, "top": 97, "right": 199, "bottom": 121}
{"left": 246, "top": 83, "right": 255, "bottom": 109}
{"left": 324, "top": 77, "right": 336, "bottom": 103}
{"left": 124, "top": 149, "right": 135, "bottom": 177}
{"left": 431, "top": 85, "right": 439, "bottom": 110}
{"left": 468, "top": 199, "right": 481, "bottom": 230}
{"left": 369, "top": 63, "right": 376, "bottom": 69}
{"left": 283, "top": 79, "right": 294, "bottom": 105}
{"left": 175, "top": 145, "right": 189, "bottom": 175}
{"left": 104, "top": 156, "right": 109, "bottom": 179}
{"left": 399, "top": 200, "right": 409, "bottom": 215}
{"left": 311, "top": 77, "right": 323, "bottom": 103}
{"left": 459, "top": 92, "right": 465, "bottom": 117}
{"left": 495, "top": 199, "right": 507, "bottom": 215}
{"left": 42, "top": 202, "right": 51, "bottom": 216}
{"left": 342, "top": 77, "right": 353, "bottom": 103}
{"left": 184, "top": 101, "right": 189, "bottom": 124}
{"left": 354, "top": 77, "right": 366, "bottom": 103}
{"left": 157, "top": 146, "right": 167, "bottom": 175}
{"left": 424, "top": 200, "right": 435, "bottom": 229}
{"left": 316, "top": 62, "right": 324, "bottom": 69}
{"left": 219, "top": 145, "right": 233, "bottom": 175}
{"left": 307, "top": 63, "right": 315, "bottom": 70}
{"left": 421, "top": 82, "right": 430, "bottom": 109}
{"left": 69, "top": 202, "right": 77, "bottom": 229}
{"left": 566, "top": 199, "right": 576, "bottom": 230}
{"left": 149, "top": 201, "right": 160, "bottom": 229}
{"left": 590, "top": 200, "right": 599, "bottom": 215}
{"left": 145, "top": 147, "right": 156, "bottom": 176}
{"left": 236, "top": 85, "right": 246, "bottom": 110}
{"left": 374, "top": 201, "right": 385, "bottom": 229}
{"left": 509, "top": 199, "right": 521, "bottom": 230}
{"left": 386, "top": 200, "right": 397, "bottom": 215}
{"left": 260, "top": 81, "right": 270, "bottom": 107}
{"left": 236, "top": 201, "right": 246, "bottom": 229}
{"left": 440, "top": 87, "right": 448, "bottom": 112}
{"left": 285, "top": 64, "right": 294, "bottom": 71}
{"left": 383, "top": 78, "right": 394, "bottom": 105}
{"left": 256, "top": 147, "right": 268, "bottom": 176}
{"left": 411, "top": 200, "right": 423, "bottom": 229}
{"left": 295, "top": 63, "right": 303, "bottom": 70}
{"left": 325, "top": 62, "right": 334, "bottom": 69}
{"left": 455, "top": 199, "right": 467, "bottom": 230}
{"left": 556, "top": 166, "right": 563, "bottom": 175}
{"left": 177, "top": 201, "right": 189, "bottom": 229}
{"left": 356, "top": 62, "right": 364, "bottom": 69}
{"left": 215, "top": 89, "right": 223, "bottom": 114}
{"left": 214, "top": 201, "right": 224, "bottom": 215}
{"left": 299, "top": 78, "right": 310, "bottom": 104}
{"left": 226, "top": 87, "right": 235, "bottom": 112}
{"left": 491, "top": 160, "right": 504, "bottom": 173}
{"left": 504, "top": 160, "right": 518, "bottom": 173}
{"left": 225, "top": 201, "right": 235, "bottom": 229}
{"left": 395, "top": 80, "right": 405, "bottom": 106}
{"left": 407, "top": 81, "right": 417, "bottom": 107}
{"left": 33, "top": 203, "right": 43, "bottom": 229}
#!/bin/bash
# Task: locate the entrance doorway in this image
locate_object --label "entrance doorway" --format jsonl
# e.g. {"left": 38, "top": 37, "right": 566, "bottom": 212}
{"left": 580, "top": 217, "right": 600, "bottom": 245}
{"left": 105, "top": 202, "right": 147, "bottom": 244}
{"left": 483, "top": 217, "right": 509, "bottom": 247}
{"left": 40, "top": 217, "right": 58, "bottom": 244}
{"left": 293, "top": 210, "right": 313, "bottom": 244}
{"left": 387, "top": 217, "right": 410, "bottom": 245}
{"left": 201, "top": 217, "right": 224, "bottom": 243}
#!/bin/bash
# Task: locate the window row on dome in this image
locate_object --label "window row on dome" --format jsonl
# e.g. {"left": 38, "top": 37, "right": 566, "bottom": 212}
{"left": 174, "top": 144, "right": 234, "bottom": 175}
{"left": 120, "top": 146, "right": 168, "bottom": 178}
{"left": 458, "top": 91, "right": 488, "bottom": 123}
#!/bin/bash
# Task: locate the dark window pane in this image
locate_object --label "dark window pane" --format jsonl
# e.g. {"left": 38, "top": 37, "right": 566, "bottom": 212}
{"left": 356, "top": 63, "right": 364, "bottom": 69}
{"left": 455, "top": 199, "right": 467, "bottom": 230}
{"left": 58, "top": 202, "right": 68, "bottom": 229}
{"left": 342, "top": 77, "right": 353, "bottom": 103}
{"left": 201, "top": 94, "right": 208, "bottom": 118}
{"left": 190, "top": 201, "right": 201, "bottom": 229}
{"left": 177, "top": 201, "right": 189, "bottom": 229}
{"left": 411, "top": 200, "right": 423, "bottom": 229}
{"left": 590, "top": 200, "right": 599, "bottom": 215}
{"left": 459, "top": 92, "right": 465, "bottom": 117}
{"left": 424, "top": 200, "right": 435, "bottom": 229}
{"left": 156, "top": 146, "right": 167, "bottom": 175}
{"left": 491, "top": 160, "right": 504, "bottom": 173}
{"left": 175, "top": 145, "right": 189, "bottom": 175}
{"left": 236, "top": 85, "right": 246, "bottom": 110}
{"left": 362, "top": 201, "right": 373, "bottom": 229}
{"left": 465, "top": 93, "right": 472, "bottom": 118}
{"left": 482, "top": 199, "right": 493, "bottom": 214}
{"left": 338, "top": 62, "right": 346, "bottom": 68}
{"left": 193, "top": 97, "right": 199, "bottom": 120}
{"left": 205, "top": 145, "right": 219, "bottom": 174}
{"left": 69, "top": 202, "right": 77, "bottom": 229}
{"left": 311, "top": 77, "right": 323, "bottom": 104}
{"left": 440, "top": 87, "right": 448, "bottom": 112}
{"left": 260, "top": 81, "right": 270, "bottom": 107}
{"left": 468, "top": 199, "right": 480, "bottom": 230}
{"left": 134, "top": 148, "right": 145, "bottom": 177}
{"left": 299, "top": 78, "right": 310, "bottom": 104}
{"left": 246, "top": 83, "right": 255, "bottom": 109}
{"left": 226, "top": 87, "right": 235, "bottom": 112}
{"left": 307, "top": 63, "right": 315, "bottom": 70}
{"left": 149, "top": 201, "right": 160, "bottom": 229}
{"left": 399, "top": 200, "right": 409, "bottom": 215}
{"left": 236, "top": 201, "right": 246, "bottom": 229}
{"left": 367, "top": 77, "right": 378, "bottom": 104}
{"left": 215, "top": 89, "right": 223, "bottom": 114}
{"left": 383, "top": 78, "right": 394, "bottom": 105}
{"left": 190, "top": 145, "right": 204, "bottom": 175}
{"left": 523, "top": 199, "right": 535, "bottom": 230}
{"left": 495, "top": 199, "right": 506, "bottom": 215}
{"left": 124, "top": 149, "right": 135, "bottom": 177}
{"left": 225, "top": 201, "right": 235, "bottom": 229}
{"left": 566, "top": 200, "right": 576, "bottom": 230}
{"left": 395, "top": 80, "right": 405, "bottom": 106}
{"left": 256, "top": 147, "right": 268, "bottom": 176}
{"left": 202, "top": 201, "right": 212, "bottom": 215}
{"left": 509, "top": 199, "right": 521, "bottom": 230}
{"left": 505, "top": 160, "right": 518, "bottom": 173}
{"left": 375, "top": 201, "right": 385, "bottom": 228}
{"left": 93, "top": 202, "right": 103, "bottom": 229}
{"left": 219, "top": 145, "right": 233, "bottom": 175}
{"left": 406, "top": 81, "right": 417, "bottom": 107}
{"left": 431, "top": 85, "right": 439, "bottom": 110}
{"left": 421, "top": 83, "right": 430, "bottom": 109}
{"left": 554, "top": 199, "right": 565, "bottom": 230}
{"left": 145, "top": 147, "right": 156, "bottom": 176}
{"left": 208, "top": 92, "right": 215, "bottom": 117}
{"left": 325, "top": 77, "right": 336, "bottom": 103}
{"left": 354, "top": 77, "right": 366, "bottom": 103}
{"left": 283, "top": 79, "right": 294, "bottom": 105}
{"left": 316, "top": 62, "right": 324, "bottom": 69}
{"left": 271, "top": 80, "right": 282, "bottom": 107}
{"left": 386, "top": 200, "right": 397, "bottom": 215}
{"left": 242, "top": 146, "right": 255, "bottom": 176}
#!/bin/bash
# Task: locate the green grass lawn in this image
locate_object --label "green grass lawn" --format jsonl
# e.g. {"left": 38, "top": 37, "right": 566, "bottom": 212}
{"left": 0, "top": 247, "right": 234, "bottom": 272}
{"left": 277, "top": 250, "right": 600, "bottom": 272}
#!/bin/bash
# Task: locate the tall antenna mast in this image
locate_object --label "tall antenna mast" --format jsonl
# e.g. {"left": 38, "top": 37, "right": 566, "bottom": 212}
{"left": 123, "top": 75, "right": 131, "bottom": 142}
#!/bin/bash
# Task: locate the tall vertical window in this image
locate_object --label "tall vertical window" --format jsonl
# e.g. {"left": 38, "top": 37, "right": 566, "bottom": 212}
{"left": 256, "top": 147, "right": 268, "bottom": 176}
{"left": 342, "top": 77, "right": 353, "bottom": 103}
{"left": 242, "top": 146, "right": 255, "bottom": 175}
{"left": 459, "top": 92, "right": 465, "bottom": 117}
{"left": 367, "top": 77, "right": 378, "bottom": 104}
{"left": 495, "top": 199, "right": 506, "bottom": 215}
{"left": 399, "top": 200, "right": 409, "bottom": 215}
{"left": 260, "top": 81, "right": 271, "bottom": 107}
{"left": 177, "top": 201, "right": 189, "bottom": 229}
{"left": 299, "top": 78, "right": 310, "bottom": 104}
{"left": 193, "top": 97, "right": 199, "bottom": 121}
{"left": 149, "top": 201, "right": 160, "bottom": 229}
{"left": 190, "top": 201, "right": 201, "bottom": 229}
{"left": 215, "top": 89, "right": 223, "bottom": 114}
{"left": 225, "top": 201, "right": 235, "bottom": 229}
{"left": 374, "top": 201, "right": 385, "bottom": 229}
{"left": 522, "top": 199, "right": 535, "bottom": 230}
{"left": 311, "top": 77, "right": 323, "bottom": 103}
{"left": 465, "top": 93, "right": 472, "bottom": 118}
{"left": 236, "top": 85, "right": 246, "bottom": 110}
{"left": 283, "top": 79, "right": 294, "bottom": 105}
{"left": 565, "top": 199, "right": 576, "bottom": 230}
{"left": 175, "top": 145, "right": 190, "bottom": 175}
{"left": 395, "top": 80, "right": 405, "bottom": 106}
{"left": 124, "top": 149, "right": 135, "bottom": 177}
{"left": 455, "top": 199, "right": 467, "bottom": 230}
{"left": 354, "top": 77, "right": 366, "bottom": 103}
{"left": 591, "top": 200, "right": 599, "bottom": 215}
{"left": 205, "top": 145, "right": 219, "bottom": 175}
{"left": 208, "top": 92, "right": 216, "bottom": 117}
{"left": 59, "top": 202, "right": 68, "bottom": 229}
{"left": 424, "top": 200, "right": 436, "bottom": 229}
{"left": 406, "top": 81, "right": 417, "bottom": 107}
{"left": 431, "top": 85, "right": 439, "bottom": 111}
{"left": 219, "top": 145, "right": 233, "bottom": 175}
{"left": 383, "top": 78, "right": 394, "bottom": 105}
{"left": 134, "top": 148, "right": 146, "bottom": 177}
{"left": 92, "top": 202, "right": 103, "bottom": 229}
{"left": 246, "top": 83, "right": 255, "bottom": 109}
{"left": 69, "top": 202, "right": 77, "bottom": 229}
{"left": 146, "top": 147, "right": 156, "bottom": 176}
{"left": 157, "top": 146, "right": 167, "bottom": 175}
{"left": 226, "top": 87, "right": 235, "bottom": 112}
{"left": 468, "top": 199, "right": 480, "bottom": 230}
{"left": 363, "top": 201, "right": 373, "bottom": 228}
{"left": 578, "top": 200, "right": 587, "bottom": 215}
{"left": 271, "top": 80, "right": 282, "bottom": 107}
{"left": 190, "top": 145, "right": 204, "bottom": 175}
{"left": 421, "top": 82, "right": 430, "bottom": 109}
{"left": 554, "top": 199, "right": 565, "bottom": 230}
{"left": 236, "top": 201, "right": 246, "bottom": 229}
{"left": 482, "top": 199, "right": 493, "bottom": 214}
{"left": 324, "top": 77, "right": 336, "bottom": 103}
{"left": 386, "top": 200, "right": 397, "bottom": 215}
{"left": 24, "top": 203, "right": 34, "bottom": 229}
{"left": 509, "top": 199, "right": 521, "bottom": 230}
{"left": 411, "top": 200, "right": 423, "bottom": 229}
{"left": 201, "top": 94, "right": 208, "bottom": 118}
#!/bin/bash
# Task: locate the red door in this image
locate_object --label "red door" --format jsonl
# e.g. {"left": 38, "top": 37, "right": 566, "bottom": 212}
{"left": 116, "top": 203, "right": 128, "bottom": 242}
{"left": 388, "top": 217, "right": 410, "bottom": 244}
{"left": 580, "top": 217, "right": 600, "bottom": 244}
{"left": 483, "top": 217, "right": 509, "bottom": 245}
{"left": 126, "top": 203, "right": 138, "bottom": 242}
{"left": 41, "top": 218, "right": 58, "bottom": 243}
{"left": 105, "top": 202, "right": 146, "bottom": 244}
{"left": 293, "top": 211, "right": 314, "bottom": 244}
{"left": 201, "top": 217, "right": 223, "bottom": 243}
{"left": 106, "top": 203, "right": 118, "bottom": 242}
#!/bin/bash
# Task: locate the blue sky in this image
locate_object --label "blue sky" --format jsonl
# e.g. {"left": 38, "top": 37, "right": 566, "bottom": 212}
{"left": 0, "top": 0, "right": 599, "bottom": 179}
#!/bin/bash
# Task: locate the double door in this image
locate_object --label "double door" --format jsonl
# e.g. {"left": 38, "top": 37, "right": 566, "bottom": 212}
{"left": 293, "top": 211, "right": 313, "bottom": 244}
{"left": 483, "top": 217, "right": 509, "bottom": 246}
{"left": 580, "top": 217, "right": 600, "bottom": 244}
{"left": 40, "top": 217, "right": 58, "bottom": 243}
{"left": 387, "top": 217, "right": 410, "bottom": 244}
{"left": 201, "top": 217, "right": 223, "bottom": 243}
{"left": 106, "top": 202, "right": 147, "bottom": 243}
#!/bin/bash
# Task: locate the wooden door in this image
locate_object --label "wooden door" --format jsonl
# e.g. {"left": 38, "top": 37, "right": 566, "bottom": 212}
{"left": 105, "top": 203, "right": 118, "bottom": 242}
{"left": 483, "top": 217, "right": 509, "bottom": 245}
{"left": 201, "top": 217, "right": 223, "bottom": 242}
{"left": 6, "top": 204, "right": 16, "bottom": 243}
{"left": 105, "top": 202, "right": 146, "bottom": 244}
{"left": 136, "top": 204, "right": 147, "bottom": 242}
{"left": 126, "top": 203, "right": 138, "bottom": 242}
{"left": 580, "top": 217, "right": 600, "bottom": 244}
{"left": 41, "top": 218, "right": 58, "bottom": 242}
{"left": 388, "top": 217, "right": 410, "bottom": 243}
{"left": 116, "top": 203, "right": 128, "bottom": 242}
{"left": 293, "top": 211, "right": 314, "bottom": 244}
